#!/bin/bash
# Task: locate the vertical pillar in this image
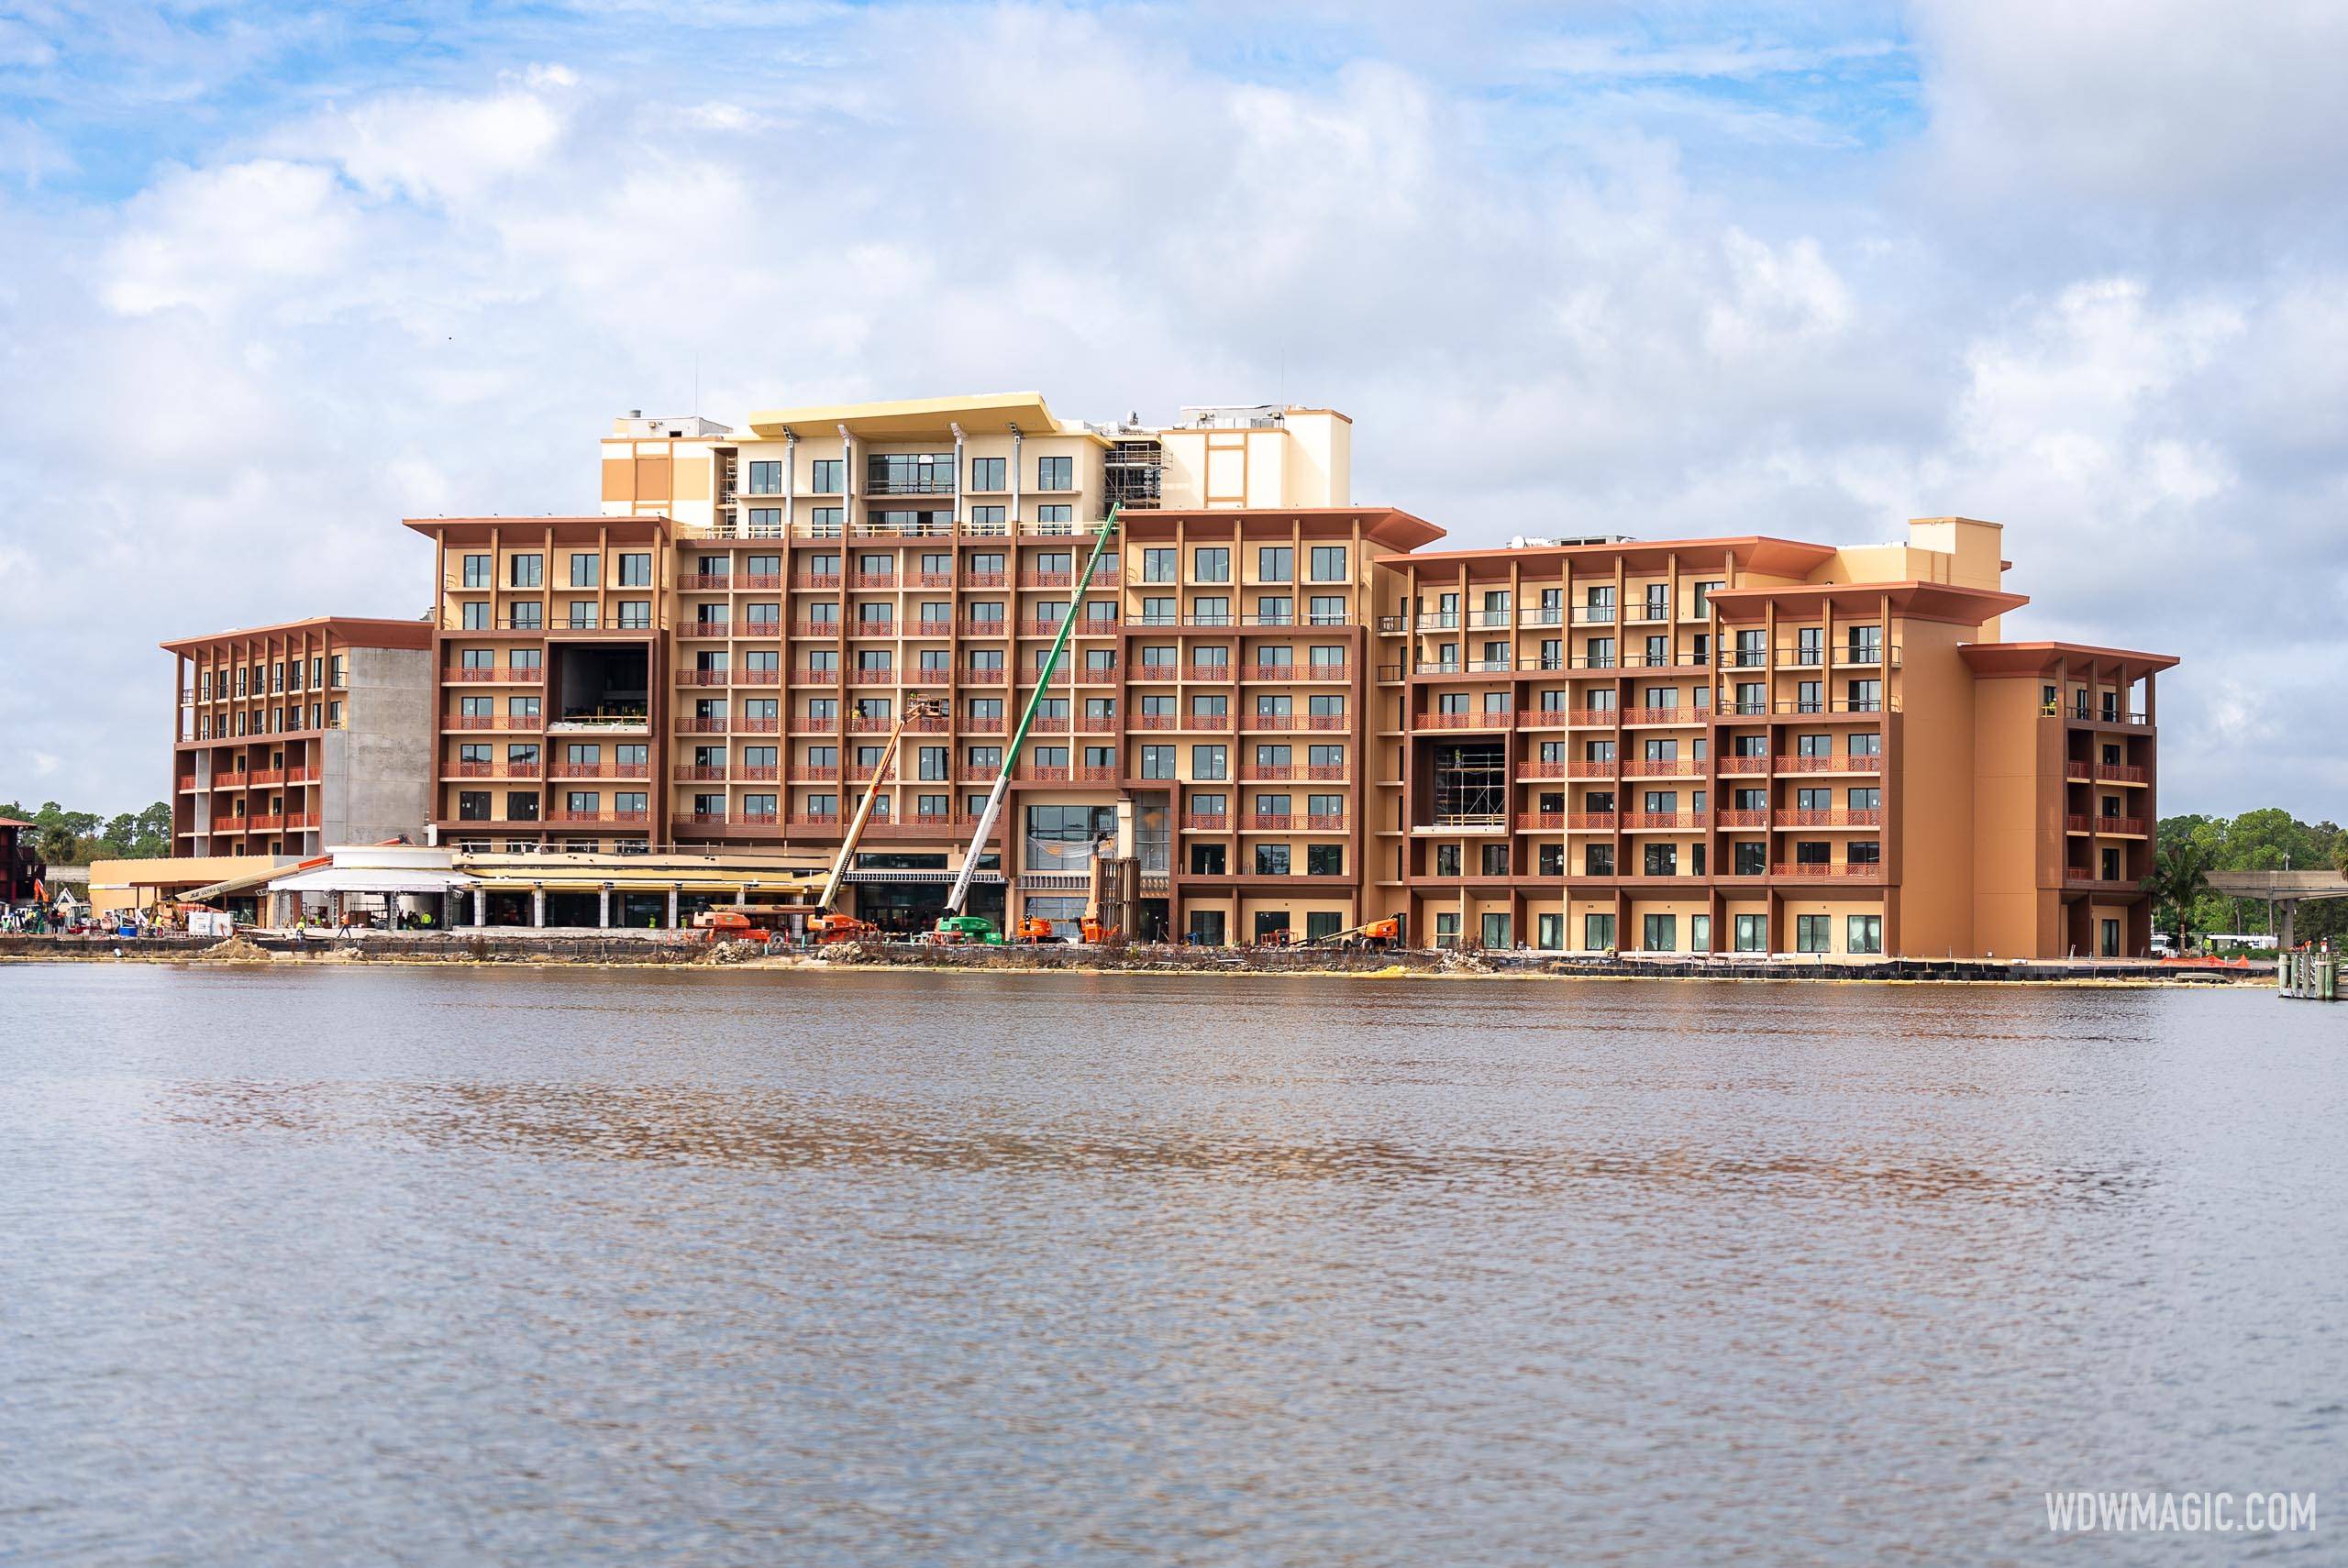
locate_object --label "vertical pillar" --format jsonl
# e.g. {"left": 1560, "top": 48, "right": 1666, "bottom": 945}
{"left": 531, "top": 887, "right": 546, "bottom": 928}
{"left": 598, "top": 884, "right": 611, "bottom": 929}
{"left": 472, "top": 888, "right": 486, "bottom": 926}
{"left": 667, "top": 885, "right": 681, "bottom": 929}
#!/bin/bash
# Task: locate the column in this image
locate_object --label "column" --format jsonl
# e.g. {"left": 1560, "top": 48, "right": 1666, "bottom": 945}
{"left": 472, "top": 888, "right": 486, "bottom": 926}
{"left": 598, "top": 884, "right": 611, "bottom": 929}
{"left": 531, "top": 887, "right": 546, "bottom": 928}
{"left": 667, "top": 885, "right": 681, "bottom": 928}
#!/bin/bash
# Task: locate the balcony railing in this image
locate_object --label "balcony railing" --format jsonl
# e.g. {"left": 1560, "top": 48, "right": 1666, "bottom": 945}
{"left": 2092, "top": 763, "right": 2148, "bottom": 783}
{"left": 545, "top": 810, "right": 651, "bottom": 825}
{"left": 548, "top": 763, "right": 649, "bottom": 778}
{"left": 1180, "top": 812, "right": 1232, "bottom": 830}
{"left": 674, "top": 766, "right": 728, "bottom": 782}
{"left": 1774, "top": 754, "right": 1883, "bottom": 773}
{"left": 961, "top": 666, "right": 1007, "bottom": 683}
{"left": 791, "top": 574, "right": 841, "bottom": 591}
{"left": 2067, "top": 814, "right": 2148, "bottom": 835}
{"left": 1417, "top": 711, "right": 1509, "bottom": 730}
{"left": 1715, "top": 810, "right": 1767, "bottom": 828}
{"left": 1773, "top": 809, "right": 1881, "bottom": 828}
{"left": 447, "top": 665, "right": 547, "bottom": 682}
{"left": 1771, "top": 862, "right": 1881, "bottom": 879}
{"left": 1620, "top": 757, "right": 1701, "bottom": 777}
{"left": 1622, "top": 812, "right": 1706, "bottom": 830}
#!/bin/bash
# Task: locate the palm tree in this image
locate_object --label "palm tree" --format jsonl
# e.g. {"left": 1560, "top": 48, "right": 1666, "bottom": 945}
{"left": 2145, "top": 839, "right": 2215, "bottom": 953}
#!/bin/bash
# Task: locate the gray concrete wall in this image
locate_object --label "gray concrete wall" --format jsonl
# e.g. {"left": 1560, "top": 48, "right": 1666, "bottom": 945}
{"left": 322, "top": 645, "right": 434, "bottom": 845}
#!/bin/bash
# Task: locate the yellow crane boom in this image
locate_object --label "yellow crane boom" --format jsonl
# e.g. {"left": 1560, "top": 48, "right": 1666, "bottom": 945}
{"left": 816, "top": 694, "right": 947, "bottom": 914}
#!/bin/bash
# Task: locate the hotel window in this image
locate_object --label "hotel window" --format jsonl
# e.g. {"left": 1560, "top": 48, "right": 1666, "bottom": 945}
{"left": 510, "top": 553, "right": 543, "bottom": 588}
{"left": 1584, "top": 843, "right": 1614, "bottom": 876}
{"left": 1480, "top": 843, "right": 1508, "bottom": 877}
{"left": 1584, "top": 912, "right": 1616, "bottom": 951}
{"left": 1255, "top": 844, "right": 1290, "bottom": 876}
{"left": 1139, "top": 745, "right": 1175, "bottom": 779}
{"left": 1536, "top": 912, "right": 1564, "bottom": 951}
{"left": 1643, "top": 584, "right": 1667, "bottom": 621}
{"left": 462, "top": 553, "right": 493, "bottom": 588}
{"left": 747, "top": 459, "right": 782, "bottom": 494}
{"left": 1794, "top": 840, "right": 1830, "bottom": 867}
{"left": 743, "top": 793, "right": 777, "bottom": 819}
{"left": 461, "top": 602, "right": 491, "bottom": 630}
{"left": 1140, "top": 547, "right": 1177, "bottom": 583}
{"left": 810, "top": 458, "right": 844, "bottom": 492}
{"left": 617, "top": 600, "right": 652, "bottom": 629}
{"left": 1848, "top": 679, "right": 1883, "bottom": 712}
{"left": 1036, "top": 455, "right": 1073, "bottom": 491}
{"left": 508, "top": 602, "right": 543, "bottom": 630}
{"left": 1189, "top": 844, "right": 1226, "bottom": 876}
{"left": 1850, "top": 732, "right": 1881, "bottom": 756}
{"left": 1645, "top": 635, "right": 1667, "bottom": 668}
{"left": 918, "top": 746, "right": 948, "bottom": 781}
{"left": 1796, "top": 680, "right": 1822, "bottom": 713}
{"left": 1309, "top": 595, "right": 1346, "bottom": 625}
{"left": 1690, "top": 914, "right": 1711, "bottom": 951}
{"left": 1310, "top": 546, "right": 1347, "bottom": 583}
{"left": 1849, "top": 787, "right": 1880, "bottom": 812}
{"left": 1537, "top": 843, "right": 1564, "bottom": 878}
{"left": 741, "top": 701, "right": 777, "bottom": 726}
{"left": 1036, "top": 504, "right": 1072, "bottom": 525}
{"left": 1584, "top": 585, "right": 1615, "bottom": 623}
{"left": 1692, "top": 580, "right": 1722, "bottom": 617}
{"left": 1734, "top": 629, "right": 1766, "bottom": 667}
{"left": 1258, "top": 546, "right": 1293, "bottom": 582}
{"left": 570, "top": 553, "right": 599, "bottom": 587}
{"left": 568, "top": 601, "right": 598, "bottom": 628}
{"left": 969, "top": 456, "right": 1006, "bottom": 491}
{"left": 1797, "top": 732, "right": 1831, "bottom": 757}
{"left": 1847, "top": 915, "right": 1883, "bottom": 955}
{"left": 1642, "top": 913, "right": 1677, "bottom": 952}
{"left": 617, "top": 552, "right": 653, "bottom": 587}
{"left": 1193, "top": 547, "right": 1230, "bottom": 582}
{"left": 616, "top": 744, "right": 648, "bottom": 770}
{"left": 1643, "top": 844, "right": 1678, "bottom": 878}
{"left": 460, "top": 695, "right": 493, "bottom": 720}
{"left": 1733, "top": 681, "right": 1762, "bottom": 713}
{"left": 458, "top": 791, "right": 491, "bottom": 821}
{"left": 747, "top": 508, "right": 782, "bottom": 535}
{"left": 508, "top": 696, "right": 540, "bottom": 721}
{"left": 807, "top": 793, "right": 838, "bottom": 817}
{"left": 1434, "top": 844, "right": 1461, "bottom": 878}
{"left": 748, "top": 602, "right": 782, "bottom": 629}
{"left": 1585, "top": 636, "right": 1614, "bottom": 668}
{"left": 1308, "top": 745, "right": 1344, "bottom": 771}
{"left": 460, "top": 648, "right": 494, "bottom": 672}
{"left": 507, "top": 791, "right": 541, "bottom": 821}
{"left": 1796, "top": 914, "right": 1831, "bottom": 953}
{"left": 968, "top": 505, "right": 1005, "bottom": 528}
{"left": 1735, "top": 913, "right": 1767, "bottom": 951}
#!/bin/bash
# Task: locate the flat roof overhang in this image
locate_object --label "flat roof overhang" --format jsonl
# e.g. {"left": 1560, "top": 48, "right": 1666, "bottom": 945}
{"left": 1139, "top": 506, "right": 1445, "bottom": 553}
{"left": 745, "top": 392, "right": 1073, "bottom": 442}
{"left": 1706, "top": 580, "right": 2030, "bottom": 625}
{"left": 1374, "top": 535, "right": 1837, "bottom": 578}
{"left": 161, "top": 615, "right": 434, "bottom": 655}
{"left": 403, "top": 515, "right": 671, "bottom": 545}
{"left": 1959, "top": 641, "right": 2180, "bottom": 679}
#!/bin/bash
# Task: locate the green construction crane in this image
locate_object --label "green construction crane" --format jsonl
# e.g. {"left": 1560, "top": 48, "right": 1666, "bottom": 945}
{"left": 938, "top": 506, "right": 1121, "bottom": 933}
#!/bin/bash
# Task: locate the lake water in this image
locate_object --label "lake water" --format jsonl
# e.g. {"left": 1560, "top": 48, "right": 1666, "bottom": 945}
{"left": 2, "top": 964, "right": 2339, "bottom": 1565}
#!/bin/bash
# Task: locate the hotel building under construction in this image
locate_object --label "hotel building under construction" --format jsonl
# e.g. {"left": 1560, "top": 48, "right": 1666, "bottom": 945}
{"left": 172, "top": 391, "right": 2175, "bottom": 958}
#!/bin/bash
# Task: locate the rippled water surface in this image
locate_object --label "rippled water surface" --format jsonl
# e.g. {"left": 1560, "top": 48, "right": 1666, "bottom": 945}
{"left": 3, "top": 965, "right": 2341, "bottom": 1565}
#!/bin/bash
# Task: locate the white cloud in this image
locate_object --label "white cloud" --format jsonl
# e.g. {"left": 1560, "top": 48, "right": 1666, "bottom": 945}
{"left": 102, "top": 159, "right": 360, "bottom": 315}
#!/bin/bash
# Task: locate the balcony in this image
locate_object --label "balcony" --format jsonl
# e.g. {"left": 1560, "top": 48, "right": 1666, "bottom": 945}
{"left": 786, "top": 812, "right": 842, "bottom": 830}
{"left": 679, "top": 573, "right": 733, "bottom": 591}
{"left": 1715, "top": 810, "right": 1767, "bottom": 828}
{"left": 1774, "top": 699, "right": 1894, "bottom": 715}
{"left": 964, "top": 569, "right": 1008, "bottom": 588}
{"left": 1622, "top": 707, "right": 1697, "bottom": 726}
{"left": 548, "top": 763, "right": 648, "bottom": 779}
{"left": 1516, "top": 709, "right": 1570, "bottom": 729}
{"left": 2093, "top": 763, "right": 2149, "bottom": 783}
{"left": 1180, "top": 666, "right": 1235, "bottom": 683}
{"left": 545, "top": 810, "right": 651, "bottom": 826}
{"left": 1019, "top": 570, "right": 1075, "bottom": 589}
{"left": 1772, "top": 862, "right": 1882, "bottom": 879}
{"left": 1517, "top": 812, "right": 1566, "bottom": 830}
{"left": 1716, "top": 756, "right": 1769, "bottom": 775}
{"left": 447, "top": 665, "right": 547, "bottom": 683}
{"left": 1622, "top": 812, "right": 1706, "bottom": 831}
{"left": 847, "top": 621, "right": 897, "bottom": 638}
{"left": 680, "top": 622, "right": 733, "bottom": 639}
{"left": 792, "top": 621, "right": 843, "bottom": 637}
{"left": 286, "top": 812, "right": 319, "bottom": 829}
{"left": 735, "top": 668, "right": 781, "bottom": 685}
{"left": 674, "top": 717, "right": 731, "bottom": 734}
{"left": 847, "top": 668, "right": 899, "bottom": 686}
{"left": 958, "top": 620, "right": 1012, "bottom": 638}
{"left": 794, "top": 667, "right": 843, "bottom": 684}
{"left": 1418, "top": 711, "right": 1509, "bottom": 730}
{"left": 1240, "top": 764, "right": 1346, "bottom": 781}
{"left": 791, "top": 573, "right": 841, "bottom": 591}
{"left": 1620, "top": 757, "right": 1701, "bottom": 778}
{"left": 2064, "top": 871, "right": 2140, "bottom": 891}
{"left": 1568, "top": 708, "right": 1619, "bottom": 727}
{"left": 964, "top": 715, "right": 1006, "bottom": 733}
{"left": 961, "top": 665, "right": 1008, "bottom": 683}
{"left": 1774, "top": 754, "right": 1883, "bottom": 773}
{"left": 1180, "top": 812, "right": 1233, "bottom": 831}
{"left": 2067, "top": 815, "right": 2148, "bottom": 835}
{"left": 1773, "top": 809, "right": 1881, "bottom": 828}
{"left": 849, "top": 572, "right": 898, "bottom": 590}
{"left": 446, "top": 713, "right": 541, "bottom": 731}
{"left": 675, "top": 766, "right": 729, "bottom": 782}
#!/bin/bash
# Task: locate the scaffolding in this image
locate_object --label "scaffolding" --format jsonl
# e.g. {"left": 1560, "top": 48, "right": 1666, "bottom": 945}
{"left": 1431, "top": 743, "right": 1507, "bottom": 828}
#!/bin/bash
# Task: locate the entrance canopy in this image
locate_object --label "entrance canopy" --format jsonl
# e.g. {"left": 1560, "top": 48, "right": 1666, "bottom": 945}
{"left": 266, "top": 867, "right": 478, "bottom": 897}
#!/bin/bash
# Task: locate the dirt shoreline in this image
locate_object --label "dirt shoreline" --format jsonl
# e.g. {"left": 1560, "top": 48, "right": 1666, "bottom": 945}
{"left": 0, "top": 933, "right": 2271, "bottom": 987}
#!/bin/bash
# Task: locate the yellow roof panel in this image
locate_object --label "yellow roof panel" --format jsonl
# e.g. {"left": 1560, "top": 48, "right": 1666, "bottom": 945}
{"left": 746, "top": 391, "right": 1093, "bottom": 442}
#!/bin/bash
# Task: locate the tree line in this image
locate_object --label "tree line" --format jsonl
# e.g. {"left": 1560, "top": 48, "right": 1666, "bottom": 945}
{"left": 2151, "top": 809, "right": 2348, "bottom": 947}
{"left": 2, "top": 801, "right": 173, "bottom": 866}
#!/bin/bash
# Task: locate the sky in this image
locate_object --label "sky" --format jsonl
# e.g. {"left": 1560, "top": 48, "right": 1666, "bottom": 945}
{"left": 1, "top": 0, "right": 2342, "bottom": 821}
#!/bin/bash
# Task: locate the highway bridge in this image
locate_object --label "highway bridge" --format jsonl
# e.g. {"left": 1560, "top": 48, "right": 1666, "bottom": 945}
{"left": 2204, "top": 869, "right": 2348, "bottom": 949}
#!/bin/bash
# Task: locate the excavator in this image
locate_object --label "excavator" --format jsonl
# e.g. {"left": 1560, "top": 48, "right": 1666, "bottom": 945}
{"left": 804, "top": 694, "right": 947, "bottom": 943}
{"left": 932, "top": 506, "right": 1122, "bottom": 944}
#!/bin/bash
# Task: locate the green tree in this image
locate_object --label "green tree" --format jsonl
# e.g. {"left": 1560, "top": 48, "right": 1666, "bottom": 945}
{"left": 2145, "top": 835, "right": 2216, "bottom": 951}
